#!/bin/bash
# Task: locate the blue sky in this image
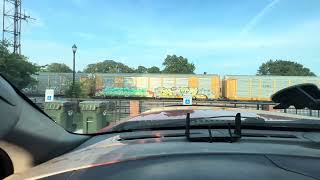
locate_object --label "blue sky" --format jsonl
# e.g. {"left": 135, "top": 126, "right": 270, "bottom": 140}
{"left": 8, "top": 0, "right": 320, "bottom": 75}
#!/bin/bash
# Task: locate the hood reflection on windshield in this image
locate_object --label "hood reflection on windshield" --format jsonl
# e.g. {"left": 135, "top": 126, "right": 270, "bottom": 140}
{"left": 127, "top": 107, "right": 320, "bottom": 122}
{"left": 128, "top": 108, "right": 258, "bottom": 121}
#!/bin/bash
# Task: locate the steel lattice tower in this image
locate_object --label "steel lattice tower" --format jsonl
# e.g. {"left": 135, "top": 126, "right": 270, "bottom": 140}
{"left": 2, "top": 0, "right": 32, "bottom": 54}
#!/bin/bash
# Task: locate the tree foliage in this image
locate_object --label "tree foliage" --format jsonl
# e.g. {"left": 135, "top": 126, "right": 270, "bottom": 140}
{"left": 147, "top": 66, "right": 161, "bottom": 73}
{"left": 135, "top": 66, "right": 148, "bottom": 73}
{"left": 257, "top": 60, "right": 316, "bottom": 76}
{"left": 0, "top": 43, "right": 39, "bottom": 89}
{"left": 65, "top": 82, "right": 86, "bottom": 98}
{"left": 162, "top": 55, "right": 195, "bottom": 74}
{"left": 43, "top": 63, "right": 72, "bottom": 73}
{"left": 83, "top": 60, "right": 135, "bottom": 73}
{"left": 80, "top": 76, "right": 96, "bottom": 97}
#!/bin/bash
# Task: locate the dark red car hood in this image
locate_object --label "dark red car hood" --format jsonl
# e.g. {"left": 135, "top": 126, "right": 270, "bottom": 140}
{"left": 99, "top": 106, "right": 319, "bottom": 133}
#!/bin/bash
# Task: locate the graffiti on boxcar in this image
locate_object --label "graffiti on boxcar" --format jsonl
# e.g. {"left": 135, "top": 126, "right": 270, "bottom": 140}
{"left": 155, "top": 87, "right": 198, "bottom": 97}
{"left": 99, "top": 87, "right": 148, "bottom": 97}
{"left": 22, "top": 86, "right": 38, "bottom": 94}
{"left": 23, "top": 85, "right": 66, "bottom": 95}
{"left": 198, "top": 88, "right": 214, "bottom": 98}
{"left": 154, "top": 87, "right": 214, "bottom": 99}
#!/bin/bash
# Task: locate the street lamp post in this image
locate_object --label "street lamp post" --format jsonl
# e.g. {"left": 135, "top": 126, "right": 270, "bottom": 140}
{"left": 72, "top": 44, "right": 77, "bottom": 97}
{"left": 72, "top": 44, "right": 77, "bottom": 84}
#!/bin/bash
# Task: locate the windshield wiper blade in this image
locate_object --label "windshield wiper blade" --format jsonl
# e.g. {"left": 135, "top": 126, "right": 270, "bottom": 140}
{"left": 185, "top": 113, "right": 242, "bottom": 143}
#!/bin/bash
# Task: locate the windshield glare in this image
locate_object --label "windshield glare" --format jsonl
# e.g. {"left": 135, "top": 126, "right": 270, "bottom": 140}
{"left": 1, "top": 1, "right": 320, "bottom": 134}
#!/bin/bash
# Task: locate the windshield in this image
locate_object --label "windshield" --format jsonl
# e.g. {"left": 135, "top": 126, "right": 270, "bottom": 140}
{"left": 1, "top": 0, "right": 320, "bottom": 134}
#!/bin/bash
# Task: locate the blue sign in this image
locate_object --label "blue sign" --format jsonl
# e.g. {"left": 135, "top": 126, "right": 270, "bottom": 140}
{"left": 183, "top": 94, "right": 192, "bottom": 105}
{"left": 185, "top": 99, "right": 190, "bottom": 105}
{"left": 45, "top": 89, "right": 54, "bottom": 102}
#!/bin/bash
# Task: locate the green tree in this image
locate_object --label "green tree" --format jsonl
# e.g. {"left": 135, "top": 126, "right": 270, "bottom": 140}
{"left": 43, "top": 63, "right": 72, "bottom": 73}
{"left": 135, "top": 66, "right": 148, "bottom": 73}
{"left": 65, "top": 82, "right": 86, "bottom": 98}
{"left": 257, "top": 60, "right": 316, "bottom": 76}
{"left": 83, "top": 60, "right": 135, "bottom": 73}
{"left": 162, "top": 55, "right": 195, "bottom": 74}
{"left": 0, "top": 43, "right": 39, "bottom": 89}
{"left": 80, "top": 76, "right": 96, "bottom": 97}
{"left": 147, "top": 66, "right": 161, "bottom": 73}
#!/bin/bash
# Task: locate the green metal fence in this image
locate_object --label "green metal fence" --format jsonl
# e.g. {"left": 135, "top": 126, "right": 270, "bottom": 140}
{"left": 35, "top": 98, "right": 320, "bottom": 133}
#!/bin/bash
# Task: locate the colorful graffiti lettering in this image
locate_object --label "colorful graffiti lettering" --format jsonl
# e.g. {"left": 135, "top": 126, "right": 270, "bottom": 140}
{"left": 154, "top": 87, "right": 214, "bottom": 99}
{"left": 95, "top": 86, "right": 215, "bottom": 99}
{"left": 155, "top": 87, "right": 198, "bottom": 97}
{"left": 99, "top": 88, "right": 147, "bottom": 97}
{"left": 198, "top": 88, "right": 213, "bottom": 98}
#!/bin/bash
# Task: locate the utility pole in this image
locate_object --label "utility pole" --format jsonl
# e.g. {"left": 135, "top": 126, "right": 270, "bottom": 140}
{"left": 2, "top": 0, "right": 34, "bottom": 54}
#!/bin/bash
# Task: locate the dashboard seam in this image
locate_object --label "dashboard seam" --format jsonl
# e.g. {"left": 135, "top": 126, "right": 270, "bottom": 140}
{"left": 264, "top": 155, "right": 320, "bottom": 180}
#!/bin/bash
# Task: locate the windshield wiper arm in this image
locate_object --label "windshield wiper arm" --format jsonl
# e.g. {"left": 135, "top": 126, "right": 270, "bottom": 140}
{"left": 185, "top": 113, "right": 242, "bottom": 143}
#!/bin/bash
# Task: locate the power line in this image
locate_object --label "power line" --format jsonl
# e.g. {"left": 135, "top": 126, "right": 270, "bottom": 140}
{"left": 2, "top": 0, "right": 34, "bottom": 54}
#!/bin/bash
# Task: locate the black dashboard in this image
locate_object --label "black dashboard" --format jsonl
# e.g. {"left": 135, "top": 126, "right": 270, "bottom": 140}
{"left": 10, "top": 129, "right": 320, "bottom": 180}
{"left": 45, "top": 154, "right": 320, "bottom": 180}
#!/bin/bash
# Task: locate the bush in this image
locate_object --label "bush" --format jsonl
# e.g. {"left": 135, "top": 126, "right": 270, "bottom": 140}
{"left": 65, "top": 82, "right": 86, "bottom": 98}
{"left": 80, "top": 76, "right": 96, "bottom": 97}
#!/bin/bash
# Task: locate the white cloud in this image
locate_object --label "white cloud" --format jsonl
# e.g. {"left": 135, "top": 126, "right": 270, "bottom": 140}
{"left": 144, "top": 37, "right": 291, "bottom": 51}
{"left": 141, "top": 17, "right": 320, "bottom": 52}
{"left": 21, "top": 39, "right": 130, "bottom": 71}
{"left": 25, "top": 9, "right": 44, "bottom": 25}
{"left": 240, "top": 0, "right": 281, "bottom": 36}
{"left": 21, "top": 10, "right": 46, "bottom": 35}
{"left": 22, "top": 40, "right": 70, "bottom": 62}
{"left": 71, "top": 0, "right": 89, "bottom": 8}
{"left": 74, "top": 32, "right": 96, "bottom": 40}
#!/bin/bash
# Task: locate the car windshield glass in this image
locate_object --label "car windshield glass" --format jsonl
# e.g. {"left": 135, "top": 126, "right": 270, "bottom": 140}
{"left": 1, "top": 1, "right": 320, "bottom": 134}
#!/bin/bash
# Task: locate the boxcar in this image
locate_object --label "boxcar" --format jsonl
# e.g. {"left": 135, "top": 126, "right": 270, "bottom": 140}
{"left": 95, "top": 73, "right": 220, "bottom": 100}
{"left": 223, "top": 75, "right": 320, "bottom": 101}
{"left": 28, "top": 72, "right": 88, "bottom": 95}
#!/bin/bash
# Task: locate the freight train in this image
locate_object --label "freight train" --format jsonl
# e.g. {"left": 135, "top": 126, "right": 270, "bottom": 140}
{"left": 25, "top": 72, "right": 320, "bottom": 101}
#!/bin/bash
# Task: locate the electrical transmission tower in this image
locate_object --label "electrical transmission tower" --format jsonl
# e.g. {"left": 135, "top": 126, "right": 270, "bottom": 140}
{"left": 2, "top": 0, "right": 33, "bottom": 54}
